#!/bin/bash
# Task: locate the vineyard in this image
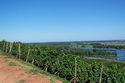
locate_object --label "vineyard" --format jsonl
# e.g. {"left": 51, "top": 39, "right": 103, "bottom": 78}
{"left": 0, "top": 40, "right": 125, "bottom": 83}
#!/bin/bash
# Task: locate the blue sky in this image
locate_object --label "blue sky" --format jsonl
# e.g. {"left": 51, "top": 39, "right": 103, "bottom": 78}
{"left": 0, "top": 0, "right": 125, "bottom": 42}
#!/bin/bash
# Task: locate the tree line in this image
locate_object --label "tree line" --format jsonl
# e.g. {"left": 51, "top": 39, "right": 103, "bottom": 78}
{"left": 89, "top": 43, "right": 125, "bottom": 49}
{"left": 0, "top": 40, "right": 125, "bottom": 83}
{"left": 31, "top": 43, "right": 117, "bottom": 56}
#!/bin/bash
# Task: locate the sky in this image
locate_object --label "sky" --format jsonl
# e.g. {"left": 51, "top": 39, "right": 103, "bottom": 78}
{"left": 0, "top": 0, "right": 125, "bottom": 42}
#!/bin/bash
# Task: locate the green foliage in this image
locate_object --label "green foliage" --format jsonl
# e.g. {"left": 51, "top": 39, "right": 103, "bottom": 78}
{"left": 91, "top": 43, "right": 125, "bottom": 49}
{"left": 0, "top": 40, "right": 125, "bottom": 83}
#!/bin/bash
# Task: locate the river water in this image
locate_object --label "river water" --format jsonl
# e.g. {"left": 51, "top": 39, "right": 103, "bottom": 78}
{"left": 79, "top": 47, "right": 125, "bottom": 61}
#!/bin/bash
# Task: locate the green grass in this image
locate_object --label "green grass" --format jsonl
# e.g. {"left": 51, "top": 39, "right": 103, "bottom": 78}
{"left": 17, "top": 79, "right": 25, "bottom": 83}
{"left": 8, "top": 61, "right": 17, "bottom": 66}
{"left": 26, "top": 68, "right": 39, "bottom": 74}
{"left": 50, "top": 79, "right": 56, "bottom": 83}
{"left": 4, "top": 60, "right": 17, "bottom": 66}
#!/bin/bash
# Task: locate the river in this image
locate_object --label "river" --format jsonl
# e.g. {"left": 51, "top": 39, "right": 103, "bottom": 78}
{"left": 79, "top": 47, "right": 125, "bottom": 61}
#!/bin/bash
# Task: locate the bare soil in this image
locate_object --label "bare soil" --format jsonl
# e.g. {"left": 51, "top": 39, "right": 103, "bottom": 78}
{"left": 0, "top": 55, "right": 62, "bottom": 83}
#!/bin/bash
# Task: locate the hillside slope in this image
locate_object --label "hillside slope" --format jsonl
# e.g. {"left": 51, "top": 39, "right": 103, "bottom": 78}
{"left": 0, "top": 55, "right": 63, "bottom": 83}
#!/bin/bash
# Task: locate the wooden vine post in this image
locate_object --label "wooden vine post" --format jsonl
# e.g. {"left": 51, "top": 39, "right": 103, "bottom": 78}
{"left": 3, "top": 42, "right": 5, "bottom": 51}
{"left": 18, "top": 43, "right": 21, "bottom": 59}
{"left": 55, "top": 58, "right": 60, "bottom": 75}
{"left": 75, "top": 57, "right": 77, "bottom": 78}
{"left": 9, "top": 42, "right": 13, "bottom": 53}
{"left": 70, "top": 57, "right": 79, "bottom": 83}
{"left": 31, "top": 49, "right": 36, "bottom": 64}
{"left": 26, "top": 47, "right": 30, "bottom": 62}
{"left": 5, "top": 42, "right": 8, "bottom": 53}
{"left": 44, "top": 62, "right": 48, "bottom": 72}
{"left": 99, "top": 65, "right": 104, "bottom": 83}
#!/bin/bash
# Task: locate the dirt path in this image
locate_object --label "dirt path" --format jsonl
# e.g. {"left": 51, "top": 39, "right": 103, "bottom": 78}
{"left": 0, "top": 55, "right": 62, "bottom": 83}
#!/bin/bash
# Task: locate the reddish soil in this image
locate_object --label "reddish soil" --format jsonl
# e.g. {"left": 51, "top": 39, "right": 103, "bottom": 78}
{"left": 0, "top": 55, "right": 62, "bottom": 83}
